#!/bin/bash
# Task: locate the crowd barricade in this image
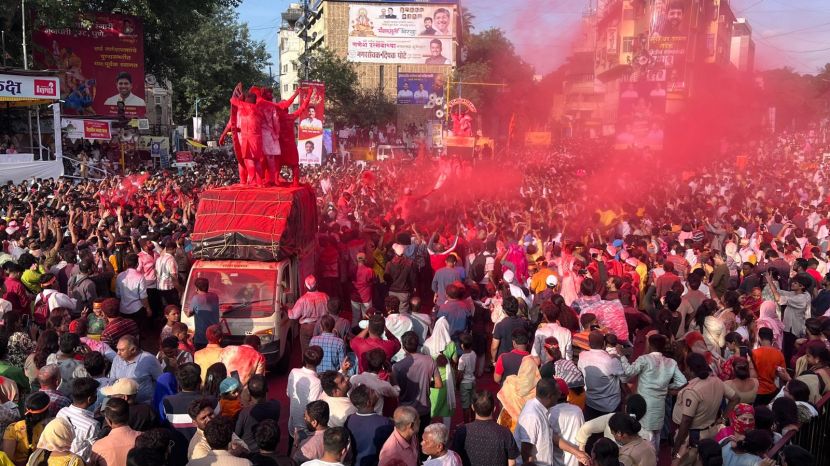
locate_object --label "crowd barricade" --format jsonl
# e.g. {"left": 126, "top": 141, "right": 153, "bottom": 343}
{"left": 766, "top": 392, "right": 830, "bottom": 463}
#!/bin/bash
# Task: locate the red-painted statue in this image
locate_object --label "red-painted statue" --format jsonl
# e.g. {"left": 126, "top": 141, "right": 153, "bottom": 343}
{"left": 275, "top": 88, "right": 312, "bottom": 186}
{"left": 219, "top": 85, "right": 247, "bottom": 183}
{"left": 258, "top": 87, "right": 303, "bottom": 185}
{"left": 229, "top": 84, "right": 267, "bottom": 185}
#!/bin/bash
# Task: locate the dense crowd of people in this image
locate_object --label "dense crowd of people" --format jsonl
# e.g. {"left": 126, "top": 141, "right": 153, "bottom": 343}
{"left": 0, "top": 126, "right": 826, "bottom": 466}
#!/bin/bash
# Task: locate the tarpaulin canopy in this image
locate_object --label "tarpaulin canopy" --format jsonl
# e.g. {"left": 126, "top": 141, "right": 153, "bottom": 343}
{"left": 191, "top": 185, "right": 318, "bottom": 262}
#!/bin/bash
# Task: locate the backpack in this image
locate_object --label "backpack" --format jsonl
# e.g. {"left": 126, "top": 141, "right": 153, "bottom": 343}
{"left": 32, "top": 290, "right": 54, "bottom": 326}
{"left": 68, "top": 276, "right": 93, "bottom": 313}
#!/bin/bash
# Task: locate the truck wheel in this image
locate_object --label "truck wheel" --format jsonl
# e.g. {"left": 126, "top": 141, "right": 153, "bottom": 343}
{"left": 273, "top": 329, "right": 294, "bottom": 374}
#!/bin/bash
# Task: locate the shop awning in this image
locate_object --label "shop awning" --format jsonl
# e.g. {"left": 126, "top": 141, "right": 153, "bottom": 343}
{"left": 186, "top": 138, "right": 207, "bottom": 149}
{"left": 0, "top": 72, "right": 61, "bottom": 107}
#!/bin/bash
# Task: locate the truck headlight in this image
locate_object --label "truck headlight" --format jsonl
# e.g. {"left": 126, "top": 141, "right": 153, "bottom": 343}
{"left": 255, "top": 329, "right": 274, "bottom": 345}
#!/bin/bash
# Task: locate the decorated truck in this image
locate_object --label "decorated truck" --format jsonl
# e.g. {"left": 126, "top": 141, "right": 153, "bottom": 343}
{"left": 180, "top": 185, "right": 318, "bottom": 371}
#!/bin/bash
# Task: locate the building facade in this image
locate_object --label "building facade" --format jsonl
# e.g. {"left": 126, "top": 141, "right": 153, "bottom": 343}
{"left": 279, "top": 3, "right": 306, "bottom": 112}
{"left": 143, "top": 75, "right": 173, "bottom": 136}
{"left": 730, "top": 17, "right": 755, "bottom": 73}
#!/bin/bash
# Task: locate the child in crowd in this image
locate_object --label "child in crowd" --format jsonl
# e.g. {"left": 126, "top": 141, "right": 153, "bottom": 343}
{"left": 159, "top": 304, "right": 181, "bottom": 342}
{"left": 457, "top": 333, "right": 477, "bottom": 423}
{"left": 86, "top": 299, "right": 106, "bottom": 337}
{"left": 219, "top": 377, "right": 243, "bottom": 421}
{"left": 172, "top": 322, "right": 195, "bottom": 354}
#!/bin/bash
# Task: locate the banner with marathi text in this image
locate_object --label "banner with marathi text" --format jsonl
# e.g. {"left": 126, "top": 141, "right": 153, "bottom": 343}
{"left": 347, "top": 4, "right": 456, "bottom": 65}
{"left": 33, "top": 13, "right": 146, "bottom": 117}
{"left": 297, "top": 82, "right": 325, "bottom": 165}
{"left": 61, "top": 118, "right": 112, "bottom": 141}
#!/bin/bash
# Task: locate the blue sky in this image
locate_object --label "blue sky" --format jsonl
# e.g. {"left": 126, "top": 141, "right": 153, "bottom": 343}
{"left": 237, "top": 0, "right": 830, "bottom": 75}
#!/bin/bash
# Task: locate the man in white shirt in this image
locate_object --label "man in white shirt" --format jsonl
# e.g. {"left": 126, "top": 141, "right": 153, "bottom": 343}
{"left": 349, "top": 348, "right": 400, "bottom": 414}
{"left": 397, "top": 82, "right": 414, "bottom": 101}
{"left": 103, "top": 72, "right": 146, "bottom": 107}
{"left": 34, "top": 273, "right": 77, "bottom": 313}
{"left": 319, "top": 370, "right": 356, "bottom": 427}
{"left": 531, "top": 302, "right": 573, "bottom": 364}
{"left": 155, "top": 239, "right": 181, "bottom": 311}
{"left": 548, "top": 378, "right": 584, "bottom": 466}
{"left": 288, "top": 346, "right": 324, "bottom": 450}
{"left": 421, "top": 423, "right": 462, "bottom": 466}
{"left": 300, "top": 107, "right": 323, "bottom": 132}
{"left": 56, "top": 377, "right": 101, "bottom": 462}
{"left": 115, "top": 253, "right": 150, "bottom": 320}
{"left": 514, "top": 378, "right": 589, "bottom": 466}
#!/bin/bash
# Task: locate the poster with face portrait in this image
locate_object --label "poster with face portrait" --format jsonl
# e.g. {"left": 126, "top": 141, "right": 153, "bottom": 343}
{"left": 347, "top": 4, "right": 456, "bottom": 65}
{"left": 33, "top": 13, "right": 145, "bottom": 117}
{"left": 297, "top": 81, "right": 325, "bottom": 166}
{"left": 648, "top": 0, "right": 691, "bottom": 91}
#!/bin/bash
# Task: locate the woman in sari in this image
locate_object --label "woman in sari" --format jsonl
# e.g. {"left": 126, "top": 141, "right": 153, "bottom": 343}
{"left": 496, "top": 357, "right": 540, "bottom": 432}
{"left": 423, "top": 317, "right": 456, "bottom": 428}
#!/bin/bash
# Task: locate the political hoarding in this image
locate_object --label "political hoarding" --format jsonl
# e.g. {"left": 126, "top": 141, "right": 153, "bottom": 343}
{"left": 647, "top": 0, "right": 691, "bottom": 91}
{"left": 396, "top": 73, "right": 436, "bottom": 104}
{"left": 297, "top": 82, "right": 326, "bottom": 166}
{"left": 61, "top": 118, "right": 112, "bottom": 141}
{"left": 347, "top": 4, "right": 456, "bottom": 65}
{"left": 615, "top": 80, "right": 666, "bottom": 150}
{"left": 0, "top": 74, "right": 60, "bottom": 101}
{"left": 33, "top": 13, "right": 146, "bottom": 117}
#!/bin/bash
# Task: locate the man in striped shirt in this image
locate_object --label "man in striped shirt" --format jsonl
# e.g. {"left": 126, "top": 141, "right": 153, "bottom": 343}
{"left": 56, "top": 377, "right": 101, "bottom": 462}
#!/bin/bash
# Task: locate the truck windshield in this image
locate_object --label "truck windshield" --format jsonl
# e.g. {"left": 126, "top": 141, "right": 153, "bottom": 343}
{"left": 184, "top": 268, "right": 276, "bottom": 319}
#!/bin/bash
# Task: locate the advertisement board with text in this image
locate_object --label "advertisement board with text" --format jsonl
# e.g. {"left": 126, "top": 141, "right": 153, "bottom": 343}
{"left": 396, "top": 73, "right": 436, "bottom": 104}
{"left": 648, "top": 0, "right": 691, "bottom": 91}
{"left": 297, "top": 82, "right": 326, "bottom": 165}
{"left": 347, "top": 4, "right": 455, "bottom": 65}
{"left": 33, "top": 13, "right": 146, "bottom": 117}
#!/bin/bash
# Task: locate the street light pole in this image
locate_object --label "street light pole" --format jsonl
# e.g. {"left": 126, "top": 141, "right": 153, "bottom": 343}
{"left": 194, "top": 97, "right": 202, "bottom": 141}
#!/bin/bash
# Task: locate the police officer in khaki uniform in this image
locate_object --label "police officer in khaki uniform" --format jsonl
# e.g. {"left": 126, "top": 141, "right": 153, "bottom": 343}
{"left": 671, "top": 352, "right": 739, "bottom": 465}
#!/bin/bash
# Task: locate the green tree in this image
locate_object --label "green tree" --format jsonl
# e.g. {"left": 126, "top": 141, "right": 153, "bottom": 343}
{"left": 0, "top": 0, "right": 241, "bottom": 81}
{"left": 299, "top": 47, "right": 396, "bottom": 128}
{"left": 171, "top": 11, "right": 269, "bottom": 126}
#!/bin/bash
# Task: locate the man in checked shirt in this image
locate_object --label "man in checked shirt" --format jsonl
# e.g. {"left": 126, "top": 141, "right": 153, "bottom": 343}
{"left": 289, "top": 275, "right": 330, "bottom": 355}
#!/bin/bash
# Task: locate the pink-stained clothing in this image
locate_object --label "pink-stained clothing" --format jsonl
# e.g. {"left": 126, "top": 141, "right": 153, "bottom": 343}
{"left": 351, "top": 264, "right": 376, "bottom": 304}
{"left": 582, "top": 298, "right": 630, "bottom": 342}
{"left": 3, "top": 277, "right": 31, "bottom": 313}
{"left": 288, "top": 291, "right": 329, "bottom": 324}
{"left": 259, "top": 102, "right": 281, "bottom": 155}
{"left": 137, "top": 250, "right": 158, "bottom": 288}
{"left": 219, "top": 344, "right": 265, "bottom": 385}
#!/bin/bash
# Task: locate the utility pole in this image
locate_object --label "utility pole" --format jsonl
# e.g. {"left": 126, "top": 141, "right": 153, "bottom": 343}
{"left": 21, "top": 0, "right": 27, "bottom": 69}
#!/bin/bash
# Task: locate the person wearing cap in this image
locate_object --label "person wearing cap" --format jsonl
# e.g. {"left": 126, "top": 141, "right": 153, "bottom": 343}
{"left": 218, "top": 377, "right": 243, "bottom": 421}
{"left": 100, "top": 378, "right": 158, "bottom": 432}
{"left": 56, "top": 377, "right": 101, "bottom": 462}
{"left": 110, "top": 335, "right": 162, "bottom": 404}
{"left": 530, "top": 274, "right": 559, "bottom": 319}
{"left": 89, "top": 397, "right": 140, "bottom": 466}
{"left": 502, "top": 269, "right": 531, "bottom": 310}
{"left": 529, "top": 259, "right": 557, "bottom": 295}
{"left": 288, "top": 274, "right": 330, "bottom": 355}
{"left": 34, "top": 273, "right": 77, "bottom": 315}
{"left": 350, "top": 251, "right": 376, "bottom": 327}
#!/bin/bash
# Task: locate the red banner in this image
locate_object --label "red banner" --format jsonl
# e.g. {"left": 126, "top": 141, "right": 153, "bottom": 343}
{"left": 83, "top": 120, "right": 111, "bottom": 140}
{"left": 297, "top": 82, "right": 325, "bottom": 165}
{"left": 33, "top": 13, "right": 146, "bottom": 117}
{"left": 175, "top": 151, "right": 194, "bottom": 163}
